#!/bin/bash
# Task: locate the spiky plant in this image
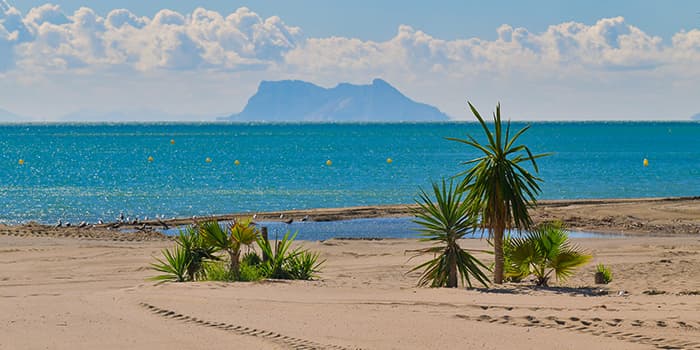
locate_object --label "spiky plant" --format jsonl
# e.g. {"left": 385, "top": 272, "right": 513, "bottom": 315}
{"left": 410, "top": 179, "right": 490, "bottom": 288}
{"left": 176, "top": 226, "right": 218, "bottom": 281}
{"left": 448, "top": 102, "right": 549, "bottom": 284}
{"left": 508, "top": 222, "right": 591, "bottom": 286}
{"left": 151, "top": 245, "right": 190, "bottom": 282}
{"left": 257, "top": 230, "right": 300, "bottom": 279}
{"left": 287, "top": 251, "right": 325, "bottom": 280}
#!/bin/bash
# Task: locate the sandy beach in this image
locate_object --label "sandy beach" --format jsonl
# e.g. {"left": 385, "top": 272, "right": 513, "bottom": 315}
{"left": 1, "top": 198, "right": 699, "bottom": 349}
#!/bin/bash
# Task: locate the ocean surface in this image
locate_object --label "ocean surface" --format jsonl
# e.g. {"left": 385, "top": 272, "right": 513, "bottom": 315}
{"left": 1, "top": 122, "right": 698, "bottom": 225}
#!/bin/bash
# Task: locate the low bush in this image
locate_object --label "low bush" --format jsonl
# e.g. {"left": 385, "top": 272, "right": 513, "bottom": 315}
{"left": 506, "top": 222, "right": 591, "bottom": 287}
{"left": 287, "top": 251, "right": 325, "bottom": 280}
{"left": 595, "top": 264, "right": 613, "bottom": 284}
{"left": 150, "top": 220, "right": 324, "bottom": 283}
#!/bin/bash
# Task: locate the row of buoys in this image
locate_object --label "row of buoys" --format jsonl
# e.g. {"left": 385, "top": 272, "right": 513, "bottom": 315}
{"left": 146, "top": 157, "right": 394, "bottom": 166}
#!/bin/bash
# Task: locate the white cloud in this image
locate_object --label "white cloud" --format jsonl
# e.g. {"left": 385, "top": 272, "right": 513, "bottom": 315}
{"left": 0, "top": 2, "right": 699, "bottom": 120}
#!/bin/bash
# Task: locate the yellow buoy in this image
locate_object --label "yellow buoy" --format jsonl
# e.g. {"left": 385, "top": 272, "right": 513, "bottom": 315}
{"left": 234, "top": 160, "right": 240, "bottom": 166}
{"left": 18, "top": 159, "right": 24, "bottom": 165}
{"left": 148, "top": 156, "right": 154, "bottom": 162}
{"left": 386, "top": 158, "right": 393, "bottom": 164}
{"left": 205, "top": 157, "right": 212, "bottom": 163}
{"left": 170, "top": 139, "right": 175, "bottom": 145}
{"left": 643, "top": 158, "right": 649, "bottom": 167}
{"left": 325, "top": 159, "right": 332, "bottom": 166}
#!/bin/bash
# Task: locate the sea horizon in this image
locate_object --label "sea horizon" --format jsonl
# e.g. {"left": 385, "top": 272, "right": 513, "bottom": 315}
{"left": 2, "top": 121, "right": 699, "bottom": 224}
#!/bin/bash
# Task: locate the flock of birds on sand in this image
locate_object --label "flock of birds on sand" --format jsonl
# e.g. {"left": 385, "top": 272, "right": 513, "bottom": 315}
{"left": 53, "top": 212, "right": 311, "bottom": 231}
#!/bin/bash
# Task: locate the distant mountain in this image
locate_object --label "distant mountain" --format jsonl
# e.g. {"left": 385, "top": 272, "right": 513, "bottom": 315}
{"left": 0, "top": 107, "right": 30, "bottom": 122}
{"left": 692, "top": 113, "right": 700, "bottom": 121}
{"left": 223, "top": 79, "right": 450, "bottom": 122}
{"left": 60, "top": 109, "right": 219, "bottom": 122}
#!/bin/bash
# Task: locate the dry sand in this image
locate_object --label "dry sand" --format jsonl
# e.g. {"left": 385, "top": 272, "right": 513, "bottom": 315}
{"left": 1, "top": 198, "right": 700, "bottom": 349}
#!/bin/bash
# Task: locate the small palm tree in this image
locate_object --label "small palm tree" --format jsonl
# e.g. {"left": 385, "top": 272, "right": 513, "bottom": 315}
{"left": 508, "top": 222, "right": 591, "bottom": 286}
{"left": 410, "top": 179, "right": 490, "bottom": 288}
{"left": 200, "top": 219, "right": 258, "bottom": 279}
{"left": 449, "top": 102, "right": 549, "bottom": 284}
{"left": 151, "top": 245, "right": 190, "bottom": 282}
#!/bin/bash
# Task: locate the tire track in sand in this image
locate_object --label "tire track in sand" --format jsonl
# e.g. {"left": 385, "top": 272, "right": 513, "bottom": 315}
{"left": 140, "top": 302, "right": 363, "bottom": 350}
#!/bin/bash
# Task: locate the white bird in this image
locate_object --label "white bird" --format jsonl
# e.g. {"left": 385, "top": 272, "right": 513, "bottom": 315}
{"left": 55, "top": 219, "right": 62, "bottom": 228}
{"left": 97, "top": 219, "right": 104, "bottom": 225}
{"left": 301, "top": 215, "right": 309, "bottom": 222}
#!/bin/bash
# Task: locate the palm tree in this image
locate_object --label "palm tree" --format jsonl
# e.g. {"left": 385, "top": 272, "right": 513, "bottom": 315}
{"left": 200, "top": 219, "right": 258, "bottom": 279}
{"left": 410, "top": 179, "right": 490, "bottom": 288}
{"left": 448, "top": 102, "right": 549, "bottom": 284}
{"left": 508, "top": 222, "right": 591, "bottom": 286}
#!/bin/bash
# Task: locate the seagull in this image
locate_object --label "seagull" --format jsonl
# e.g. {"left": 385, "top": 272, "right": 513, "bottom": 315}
{"left": 78, "top": 221, "right": 87, "bottom": 228}
{"left": 65, "top": 222, "right": 71, "bottom": 227}
{"left": 55, "top": 219, "right": 62, "bottom": 228}
{"left": 284, "top": 217, "right": 294, "bottom": 225}
{"left": 97, "top": 219, "right": 104, "bottom": 225}
{"left": 301, "top": 215, "right": 309, "bottom": 222}
{"left": 119, "top": 212, "right": 125, "bottom": 222}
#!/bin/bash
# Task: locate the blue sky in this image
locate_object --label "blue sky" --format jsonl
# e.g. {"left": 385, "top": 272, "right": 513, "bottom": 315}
{"left": 12, "top": 0, "right": 700, "bottom": 42}
{"left": 1, "top": 0, "right": 700, "bottom": 121}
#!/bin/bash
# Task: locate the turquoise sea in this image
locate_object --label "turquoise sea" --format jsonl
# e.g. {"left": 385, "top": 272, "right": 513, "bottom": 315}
{"left": 1, "top": 122, "right": 698, "bottom": 225}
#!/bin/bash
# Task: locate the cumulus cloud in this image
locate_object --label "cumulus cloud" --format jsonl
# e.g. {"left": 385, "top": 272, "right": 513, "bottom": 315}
{"left": 1, "top": 1, "right": 700, "bottom": 120}
{"left": 0, "top": 3, "right": 302, "bottom": 72}
{"left": 1, "top": 2, "right": 698, "bottom": 77}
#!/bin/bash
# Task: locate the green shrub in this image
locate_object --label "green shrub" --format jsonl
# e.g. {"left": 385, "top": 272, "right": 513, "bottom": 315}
{"left": 508, "top": 222, "right": 591, "bottom": 286}
{"left": 203, "top": 261, "right": 235, "bottom": 281}
{"left": 239, "top": 262, "right": 264, "bottom": 282}
{"left": 287, "top": 251, "right": 325, "bottom": 280}
{"left": 149, "top": 219, "right": 323, "bottom": 283}
{"left": 596, "top": 264, "right": 613, "bottom": 284}
{"left": 242, "top": 251, "right": 262, "bottom": 267}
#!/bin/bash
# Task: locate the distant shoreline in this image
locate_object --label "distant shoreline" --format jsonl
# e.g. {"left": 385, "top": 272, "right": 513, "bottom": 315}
{"left": 2, "top": 196, "right": 698, "bottom": 241}
{"left": 0, "top": 120, "right": 698, "bottom": 125}
{"left": 136, "top": 195, "right": 700, "bottom": 225}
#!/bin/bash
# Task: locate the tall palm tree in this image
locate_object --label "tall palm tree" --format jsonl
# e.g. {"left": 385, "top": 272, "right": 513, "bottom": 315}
{"left": 448, "top": 102, "right": 549, "bottom": 284}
